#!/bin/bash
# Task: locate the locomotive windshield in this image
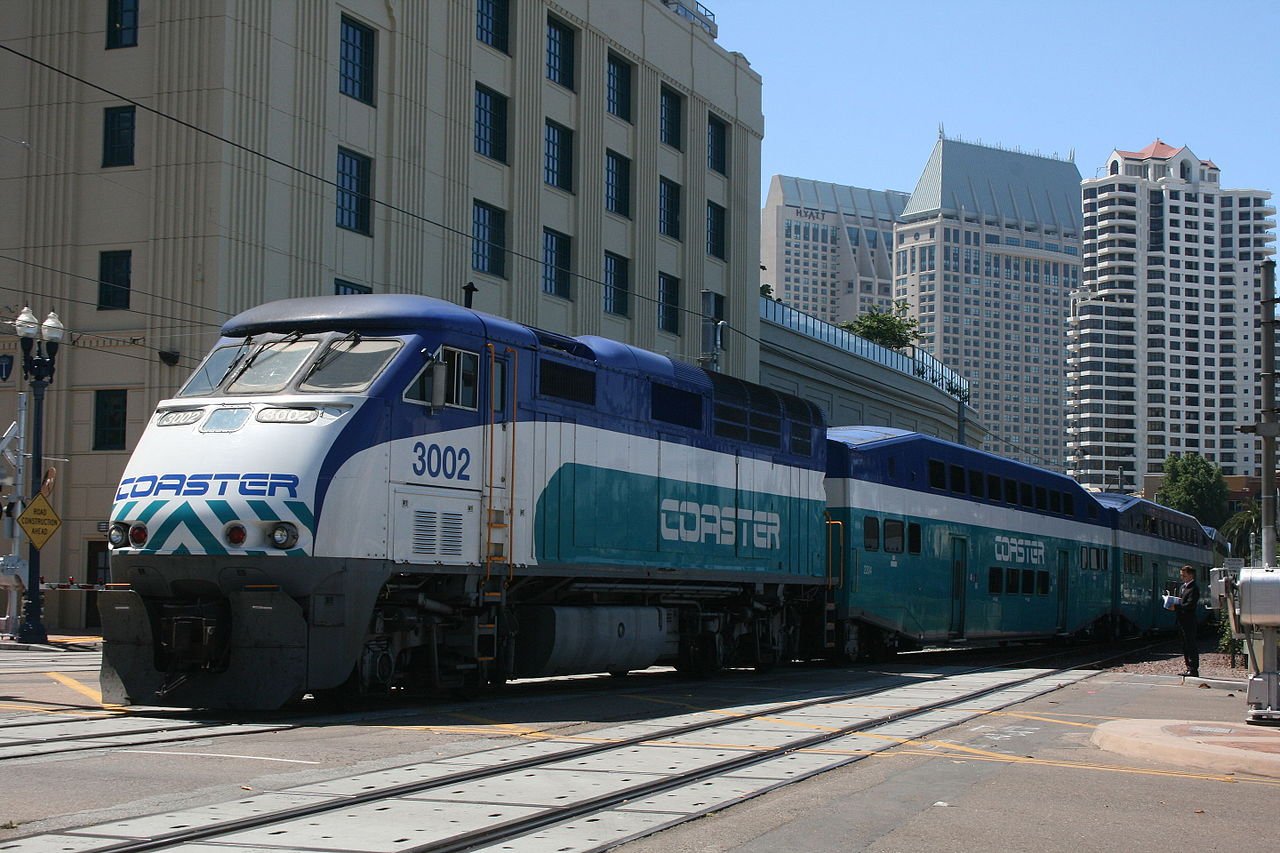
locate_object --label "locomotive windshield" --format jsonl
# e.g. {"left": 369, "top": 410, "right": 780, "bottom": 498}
{"left": 177, "top": 334, "right": 403, "bottom": 397}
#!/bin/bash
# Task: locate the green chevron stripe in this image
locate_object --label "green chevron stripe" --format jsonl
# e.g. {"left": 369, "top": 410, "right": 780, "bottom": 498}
{"left": 285, "top": 500, "right": 316, "bottom": 533}
{"left": 247, "top": 500, "right": 279, "bottom": 521}
{"left": 207, "top": 500, "right": 238, "bottom": 525}
{"left": 143, "top": 502, "right": 226, "bottom": 555}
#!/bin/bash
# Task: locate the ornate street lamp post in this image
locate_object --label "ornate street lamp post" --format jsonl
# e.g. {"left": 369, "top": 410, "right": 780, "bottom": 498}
{"left": 15, "top": 307, "right": 64, "bottom": 644}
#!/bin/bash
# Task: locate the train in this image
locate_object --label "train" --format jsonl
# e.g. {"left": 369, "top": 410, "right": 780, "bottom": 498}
{"left": 99, "top": 295, "right": 1215, "bottom": 709}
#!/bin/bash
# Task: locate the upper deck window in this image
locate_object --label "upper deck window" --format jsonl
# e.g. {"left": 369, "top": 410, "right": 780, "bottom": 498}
{"left": 227, "top": 341, "right": 318, "bottom": 394}
{"left": 300, "top": 338, "right": 401, "bottom": 392}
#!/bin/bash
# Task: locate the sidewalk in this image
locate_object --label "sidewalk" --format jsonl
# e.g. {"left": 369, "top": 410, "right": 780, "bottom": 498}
{"left": 0, "top": 632, "right": 102, "bottom": 651}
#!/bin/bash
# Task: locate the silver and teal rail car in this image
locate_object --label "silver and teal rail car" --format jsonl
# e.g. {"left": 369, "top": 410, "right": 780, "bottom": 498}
{"left": 1099, "top": 492, "right": 1215, "bottom": 634}
{"left": 820, "top": 427, "right": 1211, "bottom": 657}
{"left": 100, "top": 295, "right": 829, "bottom": 709}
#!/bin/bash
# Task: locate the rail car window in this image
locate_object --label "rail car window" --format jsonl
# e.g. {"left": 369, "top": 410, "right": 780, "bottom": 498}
{"left": 884, "top": 520, "right": 904, "bottom": 553}
{"left": 1063, "top": 493, "right": 1075, "bottom": 516}
{"left": 651, "top": 382, "right": 702, "bottom": 429}
{"left": 988, "top": 567, "right": 1003, "bottom": 594}
{"left": 907, "top": 522, "right": 921, "bottom": 554}
{"left": 784, "top": 397, "right": 820, "bottom": 456}
{"left": 1021, "top": 569, "right": 1035, "bottom": 595}
{"left": 1049, "top": 491, "right": 1061, "bottom": 514}
{"left": 1019, "top": 483, "right": 1033, "bottom": 508}
{"left": 949, "top": 465, "right": 964, "bottom": 493}
{"left": 708, "top": 373, "right": 782, "bottom": 450}
{"left": 929, "top": 460, "right": 946, "bottom": 490}
{"left": 863, "top": 517, "right": 879, "bottom": 551}
{"left": 404, "top": 347, "right": 479, "bottom": 410}
{"left": 1035, "top": 486, "right": 1047, "bottom": 511}
{"left": 987, "top": 473, "right": 1001, "bottom": 502}
{"left": 300, "top": 339, "right": 401, "bottom": 392}
{"left": 227, "top": 341, "right": 319, "bottom": 394}
{"left": 540, "top": 360, "right": 596, "bottom": 405}
{"left": 1005, "top": 568, "right": 1020, "bottom": 593}
{"left": 1004, "top": 478, "right": 1017, "bottom": 504}
{"left": 968, "top": 470, "right": 985, "bottom": 499}
{"left": 1037, "top": 570, "right": 1050, "bottom": 595}
{"left": 179, "top": 342, "right": 251, "bottom": 397}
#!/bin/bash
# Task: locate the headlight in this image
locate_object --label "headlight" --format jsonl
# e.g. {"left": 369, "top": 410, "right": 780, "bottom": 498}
{"left": 108, "top": 523, "right": 128, "bottom": 548}
{"left": 269, "top": 522, "right": 299, "bottom": 549}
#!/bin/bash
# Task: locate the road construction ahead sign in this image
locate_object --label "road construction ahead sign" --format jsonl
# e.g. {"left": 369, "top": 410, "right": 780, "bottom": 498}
{"left": 17, "top": 492, "right": 61, "bottom": 550}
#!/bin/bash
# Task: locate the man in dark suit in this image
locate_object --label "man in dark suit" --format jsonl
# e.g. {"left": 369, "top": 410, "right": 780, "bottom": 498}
{"left": 1174, "top": 565, "right": 1201, "bottom": 677}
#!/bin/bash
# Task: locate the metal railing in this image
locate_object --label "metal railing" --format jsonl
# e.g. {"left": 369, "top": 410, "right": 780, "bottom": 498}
{"left": 760, "top": 297, "right": 969, "bottom": 403}
{"left": 662, "top": 0, "right": 717, "bottom": 37}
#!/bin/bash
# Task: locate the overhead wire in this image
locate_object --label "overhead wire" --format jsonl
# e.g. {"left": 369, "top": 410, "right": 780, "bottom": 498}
{"left": 3, "top": 44, "right": 1025, "bottom": 463}
{"left": 0, "top": 43, "right": 728, "bottom": 335}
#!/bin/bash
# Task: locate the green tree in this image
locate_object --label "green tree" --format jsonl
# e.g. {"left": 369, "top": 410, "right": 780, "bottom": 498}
{"left": 839, "top": 300, "right": 920, "bottom": 351}
{"left": 1218, "top": 500, "right": 1260, "bottom": 562}
{"left": 1153, "top": 453, "right": 1230, "bottom": 529}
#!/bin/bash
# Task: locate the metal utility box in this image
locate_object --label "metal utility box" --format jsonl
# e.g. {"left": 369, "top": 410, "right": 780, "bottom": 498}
{"left": 1239, "top": 567, "right": 1280, "bottom": 628}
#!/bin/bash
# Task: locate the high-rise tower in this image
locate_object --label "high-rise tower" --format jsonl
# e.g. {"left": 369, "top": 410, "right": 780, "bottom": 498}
{"left": 1068, "top": 141, "right": 1276, "bottom": 492}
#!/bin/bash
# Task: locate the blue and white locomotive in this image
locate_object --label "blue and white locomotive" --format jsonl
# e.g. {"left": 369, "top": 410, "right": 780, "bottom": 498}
{"left": 100, "top": 295, "right": 1214, "bottom": 709}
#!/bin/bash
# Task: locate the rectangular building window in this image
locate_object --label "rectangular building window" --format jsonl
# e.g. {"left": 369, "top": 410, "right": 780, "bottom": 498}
{"left": 604, "top": 252, "right": 629, "bottom": 316}
{"left": 475, "top": 0, "right": 510, "bottom": 53}
{"left": 542, "top": 228, "right": 572, "bottom": 299}
{"left": 93, "top": 389, "right": 128, "bottom": 451}
{"left": 606, "top": 52, "right": 632, "bottom": 122}
{"left": 658, "top": 272, "right": 681, "bottom": 334}
{"left": 335, "top": 278, "right": 371, "bottom": 295}
{"left": 472, "top": 200, "right": 506, "bottom": 278}
{"left": 474, "top": 84, "right": 508, "bottom": 163}
{"left": 98, "top": 250, "right": 132, "bottom": 310}
{"left": 707, "top": 201, "right": 727, "bottom": 259}
{"left": 658, "top": 177, "right": 682, "bottom": 240}
{"left": 707, "top": 113, "right": 728, "bottom": 175}
{"left": 605, "top": 150, "right": 631, "bottom": 217}
{"left": 659, "top": 86, "right": 683, "bottom": 149}
{"left": 106, "top": 0, "right": 139, "bottom": 49}
{"left": 544, "top": 120, "right": 574, "bottom": 191}
{"left": 546, "top": 17, "right": 575, "bottom": 89}
{"left": 339, "top": 17, "right": 376, "bottom": 105}
{"left": 102, "top": 105, "right": 135, "bottom": 167}
{"left": 336, "top": 147, "right": 372, "bottom": 234}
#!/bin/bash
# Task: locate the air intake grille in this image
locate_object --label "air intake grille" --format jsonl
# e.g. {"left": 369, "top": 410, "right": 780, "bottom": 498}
{"left": 413, "top": 511, "right": 464, "bottom": 556}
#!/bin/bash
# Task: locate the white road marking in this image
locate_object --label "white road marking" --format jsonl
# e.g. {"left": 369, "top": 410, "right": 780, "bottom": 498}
{"left": 119, "top": 750, "right": 320, "bottom": 764}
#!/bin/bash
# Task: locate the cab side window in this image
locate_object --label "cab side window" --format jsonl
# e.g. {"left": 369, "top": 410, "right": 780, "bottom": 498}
{"left": 404, "top": 347, "right": 480, "bottom": 410}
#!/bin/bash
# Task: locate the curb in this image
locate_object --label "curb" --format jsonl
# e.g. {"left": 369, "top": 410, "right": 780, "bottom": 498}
{"left": 1092, "top": 718, "right": 1280, "bottom": 779}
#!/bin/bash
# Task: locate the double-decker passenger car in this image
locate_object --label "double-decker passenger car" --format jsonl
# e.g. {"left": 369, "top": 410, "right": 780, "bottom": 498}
{"left": 822, "top": 428, "right": 1213, "bottom": 657}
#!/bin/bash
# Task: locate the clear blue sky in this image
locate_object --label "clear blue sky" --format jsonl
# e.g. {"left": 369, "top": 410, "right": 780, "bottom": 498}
{"left": 717, "top": 0, "right": 1280, "bottom": 203}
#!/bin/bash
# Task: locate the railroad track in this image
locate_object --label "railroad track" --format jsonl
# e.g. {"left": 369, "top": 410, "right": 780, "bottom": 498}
{"left": 5, "top": 651, "right": 1109, "bottom": 853}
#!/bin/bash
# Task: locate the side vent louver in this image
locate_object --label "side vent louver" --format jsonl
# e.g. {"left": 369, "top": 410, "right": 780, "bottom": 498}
{"left": 413, "top": 510, "right": 464, "bottom": 556}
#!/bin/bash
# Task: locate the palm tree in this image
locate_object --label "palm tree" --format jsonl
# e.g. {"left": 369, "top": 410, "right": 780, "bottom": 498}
{"left": 1219, "top": 500, "right": 1260, "bottom": 562}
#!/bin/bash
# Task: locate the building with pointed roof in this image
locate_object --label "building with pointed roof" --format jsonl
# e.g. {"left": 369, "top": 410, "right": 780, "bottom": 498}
{"left": 1067, "top": 142, "right": 1275, "bottom": 492}
{"left": 893, "top": 136, "right": 1083, "bottom": 469}
{"left": 760, "top": 176, "right": 909, "bottom": 324}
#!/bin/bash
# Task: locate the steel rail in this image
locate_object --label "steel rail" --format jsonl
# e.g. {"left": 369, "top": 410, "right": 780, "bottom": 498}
{"left": 48, "top": 645, "right": 1118, "bottom": 853}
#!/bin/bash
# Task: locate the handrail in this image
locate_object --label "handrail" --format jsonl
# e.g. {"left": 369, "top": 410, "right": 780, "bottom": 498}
{"left": 825, "top": 516, "right": 844, "bottom": 591}
{"left": 760, "top": 297, "right": 969, "bottom": 403}
{"left": 506, "top": 346, "right": 517, "bottom": 585}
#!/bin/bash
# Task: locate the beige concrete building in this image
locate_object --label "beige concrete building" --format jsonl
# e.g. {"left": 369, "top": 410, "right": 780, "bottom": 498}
{"left": 760, "top": 176, "right": 909, "bottom": 325}
{"left": 0, "top": 0, "right": 762, "bottom": 628}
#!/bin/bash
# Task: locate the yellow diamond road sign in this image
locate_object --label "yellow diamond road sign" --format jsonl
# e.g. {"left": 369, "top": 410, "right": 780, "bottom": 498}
{"left": 17, "top": 492, "right": 61, "bottom": 550}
